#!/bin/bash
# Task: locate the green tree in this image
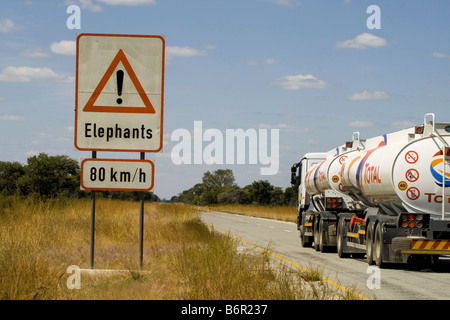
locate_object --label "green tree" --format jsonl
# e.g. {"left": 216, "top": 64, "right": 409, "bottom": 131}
{"left": 17, "top": 153, "right": 79, "bottom": 198}
{"left": 197, "top": 169, "right": 237, "bottom": 205}
{"left": 202, "top": 169, "right": 236, "bottom": 189}
{"left": 246, "top": 180, "right": 274, "bottom": 205}
{"left": 217, "top": 188, "right": 251, "bottom": 205}
{"left": 283, "top": 186, "right": 297, "bottom": 206}
{"left": 198, "top": 189, "right": 219, "bottom": 205}
{"left": 0, "top": 161, "right": 25, "bottom": 196}
{"left": 270, "top": 186, "right": 284, "bottom": 206}
{"left": 172, "top": 183, "right": 203, "bottom": 204}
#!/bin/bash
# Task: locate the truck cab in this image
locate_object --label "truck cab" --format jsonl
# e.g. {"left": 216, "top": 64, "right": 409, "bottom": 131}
{"left": 291, "top": 150, "right": 365, "bottom": 252}
{"left": 291, "top": 153, "right": 339, "bottom": 250}
{"left": 291, "top": 153, "right": 326, "bottom": 215}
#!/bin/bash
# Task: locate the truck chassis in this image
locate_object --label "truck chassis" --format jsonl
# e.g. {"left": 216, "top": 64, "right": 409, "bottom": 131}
{"left": 298, "top": 208, "right": 450, "bottom": 267}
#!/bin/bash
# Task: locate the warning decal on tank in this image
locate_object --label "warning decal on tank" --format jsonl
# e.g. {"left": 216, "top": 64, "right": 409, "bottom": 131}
{"left": 405, "top": 150, "right": 419, "bottom": 164}
{"left": 339, "top": 156, "right": 348, "bottom": 165}
{"left": 406, "top": 187, "right": 420, "bottom": 200}
{"left": 405, "top": 169, "right": 419, "bottom": 182}
{"left": 398, "top": 181, "right": 408, "bottom": 191}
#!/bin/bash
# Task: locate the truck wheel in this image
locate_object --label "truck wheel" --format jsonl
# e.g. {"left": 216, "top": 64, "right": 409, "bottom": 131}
{"left": 366, "top": 221, "right": 374, "bottom": 265}
{"left": 319, "top": 219, "right": 327, "bottom": 253}
{"left": 300, "top": 225, "right": 312, "bottom": 247}
{"left": 313, "top": 215, "right": 321, "bottom": 251}
{"left": 337, "top": 219, "right": 349, "bottom": 258}
{"left": 300, "top": 212, "right": 312, "bottom": 247}
{"left": 430, "top": 255, "right": 440, "bottom": 266}
{"left": 374, "top": 223, "right": 384, "bottom": 268}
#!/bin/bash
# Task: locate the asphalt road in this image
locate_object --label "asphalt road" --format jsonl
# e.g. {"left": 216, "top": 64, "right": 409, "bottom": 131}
{"left": 200, "top": 211, "right": 450, "bottom": 300}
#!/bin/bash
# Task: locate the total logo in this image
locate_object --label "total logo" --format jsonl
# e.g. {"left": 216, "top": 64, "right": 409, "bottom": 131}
{"left": 430, "top": 149, "right": 450, "bottom": 188}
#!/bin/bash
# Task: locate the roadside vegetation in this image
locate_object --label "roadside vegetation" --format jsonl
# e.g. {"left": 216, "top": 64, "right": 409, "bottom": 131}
{"left": 0, "top": 197, "right": 362, "bottom": 300}
{"left": 0, "top": 153, "right": 159, "bottom": 201}
{"left": 171, "top": 168, "right": 297, "bottom": 207}
{"left": 0, "top": 153, "right": 364, "bottom": 300}
{"left": 0, "top": 153, "right": 296, "bottom": 206}
{"left": 173, "top": 167, "right": 300, "bottom": 223}
{"left": 206, "top": 204, "right": 298, "bottom": 223}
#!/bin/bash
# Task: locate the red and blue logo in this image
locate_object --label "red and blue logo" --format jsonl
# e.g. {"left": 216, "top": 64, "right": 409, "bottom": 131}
{"left": 355, "top": 136, "right": 386, "bottom": 193}
{"left": 430, "top": 149, "right": 450, "bottom": 187}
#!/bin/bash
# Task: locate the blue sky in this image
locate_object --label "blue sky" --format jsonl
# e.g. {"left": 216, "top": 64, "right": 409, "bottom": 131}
{"left": 1, "top": 0, "right": 450, "bottom": 199}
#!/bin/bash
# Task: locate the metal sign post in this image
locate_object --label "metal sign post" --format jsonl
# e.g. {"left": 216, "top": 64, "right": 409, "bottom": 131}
{"left": 89, "top": 151, "right": 97, "bottom": 270}
{"left": 139, "top": 152, "right": 145, "bottom": 269}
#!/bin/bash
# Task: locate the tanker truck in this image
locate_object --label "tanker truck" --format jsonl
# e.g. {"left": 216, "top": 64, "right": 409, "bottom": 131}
{"left": 290, "top": 113, "right": 450, "bottom": 267}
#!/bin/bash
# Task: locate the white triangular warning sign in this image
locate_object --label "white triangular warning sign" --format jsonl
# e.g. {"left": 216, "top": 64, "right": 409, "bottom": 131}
{"left": 75, "top": 33, "right": 165, "bottom": 152}
{"left": 83, "top": 49, "right": 156, "bottom": 114}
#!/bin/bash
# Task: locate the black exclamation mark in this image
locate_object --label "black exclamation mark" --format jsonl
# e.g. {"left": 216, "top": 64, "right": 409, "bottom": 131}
{"left": 116, "top": 70, "right": 124, "bottom": 104}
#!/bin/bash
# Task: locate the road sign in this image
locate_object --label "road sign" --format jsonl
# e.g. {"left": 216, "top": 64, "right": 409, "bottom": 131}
{"left": 75, "top": 33, "right": 165, "bottom": 152}
{"left": 80, "top": 158, "right": 154, "bottom": 191}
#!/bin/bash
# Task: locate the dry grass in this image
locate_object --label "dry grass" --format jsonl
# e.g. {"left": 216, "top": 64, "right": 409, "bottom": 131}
{"left": 0, "top": 197, "right": 362, "bottom": 300}
{"left": 205, "top": 204, "right": 298, "bottom": 223}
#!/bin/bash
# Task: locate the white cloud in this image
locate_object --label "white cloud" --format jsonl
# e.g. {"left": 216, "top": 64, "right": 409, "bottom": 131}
{"left": 348, "top": 90, "right": 388, "bottom": 101}
{"left": 50, "top": 40, "right": 76, "bottom": 55}
{"left": 166, "top": 46, "right": 208, "bottom": 60}
{"left": 259, "top": 123, "right": 309, "bottom": 133}
{"left": 0, "top": 19, "right": 16, "bottom": 33}
{"left": 348, "top": 120, "right": 374, "bottom": 128}
{"left": 0, "top": 115, "right": 24, "bottom": 121}
{"left": 25, "top": 150, "right": 39, "bottom": 157}
{"left": 81, "top": 0, "right": 102, "bottom": 11}
{"left": 335, "top": 33, "right": 388, "bottom": 50}
{"left": 20, "top": 47, "right": 50, "bottom": 58}
{"left": 247, "top": 58, "right": 279, "bottom": 66}
{"left": 65, "top": 0, "right": 103, "bottom": 12}
{"left": 390, "top": 121, "right": 415, "bottom": 128}
{"left": 97, "top": 0, "right": 156, "bottom": 5}
{"left": 432, "top": 52, "right": 450, "bottom": 59}
{"left": 0, "top": 66, "right": 74, "bottom": 83}
{"left": 263, "top": 58, "right": 278, "bottom": 65}
{"left": 267, "top": 0, "right": 300, "bottom": 8}
{"left": 274, "top": 74, "right": 327, "bottom": 90}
